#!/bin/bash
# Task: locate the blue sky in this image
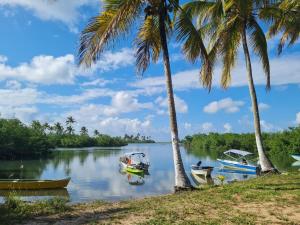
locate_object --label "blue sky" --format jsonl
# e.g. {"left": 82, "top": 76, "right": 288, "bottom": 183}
{"left": 0, "top": 0, "right": 299, "bottom": 141}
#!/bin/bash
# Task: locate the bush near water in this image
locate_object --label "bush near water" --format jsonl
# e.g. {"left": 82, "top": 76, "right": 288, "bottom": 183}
{"left": 183, "top": 126, "right": 300, "bottom": 169}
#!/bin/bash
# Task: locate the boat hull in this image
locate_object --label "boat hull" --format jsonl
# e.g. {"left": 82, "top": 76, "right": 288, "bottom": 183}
{"left": 291, "top": 154, "right": 300, "bottom": 161}
{"left": 120, "top": 162, "right": 144, "bottom": 174}
{"left": 0, "top": 178, "right": 71, "bottom": 190}
{"left": 217, "top": 159, "right": 257, "bottom": 171}
{"left": 191, "top": 166, "right": 213, "bottom": 177}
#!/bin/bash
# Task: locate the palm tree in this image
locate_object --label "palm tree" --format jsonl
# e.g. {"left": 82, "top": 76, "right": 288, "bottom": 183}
{"left": 66, "top": 116, "right": 76, "bottom": 126}
{"left": 179, "top": 0, "right": 277, "bottom": 173}
{"left": 94, "top": 129, "right": 100, "bottom": 136}
{"left": 54, "top": 122, "right": 64, "bottom": 135}
{"left": 260, "top": 0, "right": 300, "bottom": 54}
{"left": 77, "top": 0, "right": 207, "bottom": 189}
{"left": 80, "top": 126, "right": 88, "bottom": 136}
{"left": 66, "top": 116, "right": 76, "bottom": 135}
{"left": 66, "top": 126, "right": 75, "bottom": 135}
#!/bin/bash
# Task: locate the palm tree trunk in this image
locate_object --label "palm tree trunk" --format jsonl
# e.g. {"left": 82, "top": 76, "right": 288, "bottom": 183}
{"left": 158, "top": 1, "right": 192, "bottom": 189}
{"left": 241, "top": 28, "right": 277, "bottom": 173}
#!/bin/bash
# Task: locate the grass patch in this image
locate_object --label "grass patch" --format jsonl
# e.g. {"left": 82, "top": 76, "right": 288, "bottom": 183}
{"left": 0, "top": 194, "right": 70, "bottom": 225}
{"left": 2, "top": 173, "right": 300, "bottom": 225}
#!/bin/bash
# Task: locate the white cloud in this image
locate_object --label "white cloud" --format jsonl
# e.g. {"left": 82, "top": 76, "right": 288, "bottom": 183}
{"left": 0, "top": 49, "right": 135, "bottom": 85}
{"left": 0, "top": 54, "right": 76, "bottom": 84}
{"left": 201, "top": 122, "right": 214, "bottom": 133}
{"left": 0, "top": 0, "right": 99, "bottom": 31}
{"left": 5, "top": 80, "right": 22, "bottom": 89}
{"left": 0, "top": 88, "right": 39, "bottom": 106}
{"left": 81, "top": 78, "right": 113, "bottom": 87}
{"left": 88, "top": 48, "right": 135, "bottom": 73}
{"left": 296, "top": 112, "right": 300, "bottom": 124}
{"left": 203, "top": 98, "right": 244, "bottom": 114}
{"left": 0, "top": 105, "right": 38, "bottom": 122}
{"left": 249, "top": 102, "right": 270, "bottom": 112}
{"left": 130, "top": 54, "right": 300, "bottom": 91}
{"left": 0, "top": 55, "right": 8, "bottom": 63}
{"left": 155, "top": 95, "right": 188, "bottom": 114}
{"left": 184, "top": 122, "right": 191, "bottom": 130}
{"left": 223, "top": 123, "right": 232, "bottom": 133}
{"left": 260, "top": 120, "right": 280, "bottom": 132}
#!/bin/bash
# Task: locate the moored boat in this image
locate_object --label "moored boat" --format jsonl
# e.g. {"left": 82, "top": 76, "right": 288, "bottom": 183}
{"left": 119, "top": 152, "right": 150, "bottom": 173}
{"left": 0, "top": 178, "right": 71, "bottom": 190}
{"left": 291, "top": 154, "right": 300, "bottom": 161}
{"left": 191, "top": 161, "right": 213, "bottom": 177}
{"left": 217, "top": 149, "right": 258, "bottom": 172}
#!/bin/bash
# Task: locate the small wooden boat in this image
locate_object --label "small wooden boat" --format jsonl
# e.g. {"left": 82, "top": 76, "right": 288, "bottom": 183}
{"left": 217, "top": 149, "right": 258, "bottom": 172}
{"left": 191, "top": 165, "right": 213, "bottom": 177}
{"left": 291, "top": 154, "right": 300, "bottom": 161}
{"left": 119, "top": 152, "right": 150, "bottom": 173}
{"left": 191, "top": 173, "right": 214, "bottom": 186}
{"left": 0, "top": 177, "right": 71, "bottom": 190}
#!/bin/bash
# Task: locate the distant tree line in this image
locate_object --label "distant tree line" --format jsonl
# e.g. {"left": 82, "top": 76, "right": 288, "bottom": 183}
{"left": 183, "top": 126, "right": 300, "bottom": 169}
{"left": 0, "top": 117, "right": 127, "bottom": 159}
{"left": 123, "top": 133, "right": 155, "bottom": 143}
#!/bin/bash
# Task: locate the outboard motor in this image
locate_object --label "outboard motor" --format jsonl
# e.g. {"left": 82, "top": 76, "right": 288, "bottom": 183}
{"left": 196, "top": 161, "right": 202, "bottom": 167}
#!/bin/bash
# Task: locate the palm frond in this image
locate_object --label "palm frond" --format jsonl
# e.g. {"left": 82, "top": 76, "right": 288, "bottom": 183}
{"left": 135, "top": 16, "right": 161, "bottom": 75}
{"left": 78, "top": 0, "right": 143, "bottom": 67}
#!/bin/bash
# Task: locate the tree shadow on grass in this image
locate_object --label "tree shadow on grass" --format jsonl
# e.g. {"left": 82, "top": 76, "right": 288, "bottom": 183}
{"left": 254, "top": 182, "right": 300, "bottom": 191}
{"left": 26, "top": 206, "right": 133, "bottom": 225}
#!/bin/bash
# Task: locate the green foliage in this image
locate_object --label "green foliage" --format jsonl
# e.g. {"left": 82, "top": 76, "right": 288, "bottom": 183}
{"left": 183, "top": 126, "right": 300, "bottom": 169}
{"left": 0, "top": 118, "right": 127, "bottom": 159}
{"left": 0, "top": 119, "right": 54, "bottom": 159}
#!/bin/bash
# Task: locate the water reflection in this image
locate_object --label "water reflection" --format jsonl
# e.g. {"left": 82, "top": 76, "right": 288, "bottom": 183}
{"left": 0, "top": 144, "right": 297, "bottom": 203}
{"left": 191, "top": 173, "right": 214, "bottom": 186}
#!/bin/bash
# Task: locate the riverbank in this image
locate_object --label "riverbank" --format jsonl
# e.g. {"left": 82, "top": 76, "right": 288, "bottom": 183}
{"left": 1, "top": 172, "right": 299, "bottom": 225}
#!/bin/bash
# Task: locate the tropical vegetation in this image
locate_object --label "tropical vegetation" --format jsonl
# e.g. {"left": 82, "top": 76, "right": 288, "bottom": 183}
{"left": 123, "top": 133, "right": 155, "bottom": 143}
{"left": 0, "top": 118, "right": 127, "bottom": 159}
{"left": 183, "top": 126, "right": 300, "bottom": 170}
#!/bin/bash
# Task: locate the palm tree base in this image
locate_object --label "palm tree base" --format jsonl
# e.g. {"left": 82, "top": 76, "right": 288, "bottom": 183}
{"left": 259, "top": 168, "right": 280, "bottom": 175}
{"left": 174, "top": 185, "right": 194, "bottom": 193}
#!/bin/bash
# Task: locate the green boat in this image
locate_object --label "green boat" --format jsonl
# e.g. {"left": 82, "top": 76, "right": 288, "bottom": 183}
{"left": 119, "top": 152, "right": 150, "bottom": 174}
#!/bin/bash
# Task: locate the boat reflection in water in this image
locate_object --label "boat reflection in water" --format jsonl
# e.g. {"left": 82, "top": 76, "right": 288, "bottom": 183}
{"left": 217, "top": 168, "right": 257, "bottom": 182}
{"left": 191, "top": 172, "right": 214, "bottom": 187}
{"left": 119, "top": 168, "right": 150, "bottom": 186}
{"left": 0, "top": 188, "right": 70, "bottom": 203}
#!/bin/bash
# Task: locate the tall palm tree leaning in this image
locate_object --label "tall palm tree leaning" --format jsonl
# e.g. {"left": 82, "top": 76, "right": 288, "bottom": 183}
{"left": 77, "top": 0, "right": 209, "bottom": 189}
{"left": 178, "top": 0, "right": 277, "bottom": 173}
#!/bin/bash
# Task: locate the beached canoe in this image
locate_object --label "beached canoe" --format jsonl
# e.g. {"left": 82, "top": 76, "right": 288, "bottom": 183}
{"left": 0, "top": 177, "right": 71, "bottom": 190}
{"left": 291, "top": 154, "right": 300, "bottom": 161}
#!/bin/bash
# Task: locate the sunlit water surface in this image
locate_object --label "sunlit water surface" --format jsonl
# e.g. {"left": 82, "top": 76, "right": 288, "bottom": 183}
{"left": 0, "top": 143, "right": 298, "bottom": 203}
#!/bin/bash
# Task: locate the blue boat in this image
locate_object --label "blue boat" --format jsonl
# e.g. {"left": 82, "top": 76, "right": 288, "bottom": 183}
{"left": 217, "top": 149, "right": 258, "bottom": 172}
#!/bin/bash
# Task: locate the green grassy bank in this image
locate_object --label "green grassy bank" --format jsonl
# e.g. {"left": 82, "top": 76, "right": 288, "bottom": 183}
{"left": 1, "top": 173, "right": 299, "bottom": 225}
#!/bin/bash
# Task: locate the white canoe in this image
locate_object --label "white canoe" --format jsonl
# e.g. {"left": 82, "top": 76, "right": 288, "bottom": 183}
{"left": 291, "top": 154, "right": 300, "bottom": 161}
{"left": 191, "top": 165, "right": 213, "bottom": 177}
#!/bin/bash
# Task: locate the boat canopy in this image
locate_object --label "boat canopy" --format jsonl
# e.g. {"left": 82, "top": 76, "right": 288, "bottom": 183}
{"left": 224, "top": 149, "right": 253, "bottom": 157}
{"left": 124, "top": 152, "right": 146, "bottom": 157}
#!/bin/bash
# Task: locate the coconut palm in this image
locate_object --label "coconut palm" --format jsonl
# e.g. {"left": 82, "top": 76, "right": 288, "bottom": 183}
{"left": 66, "top": 116, "right": 76, "bottom": 126}
{"left": 80, "top": 126, "right": 88, "bottom": 136}
{"left": 260, "top": 0, "right": 300, "bottom": 54}
{"left": 66, "top": 126, "right": 75, "bottom": 135}
{"left": 77, "top": 0, "right": 210, "bottom": 188}
{"left": 54, "top": 122, "right": 64, "bottom": 135}
{"left": 179, "top": 0, "right": 277, "bottom": 173}
{"left": 94, "top": 129, "right": 100, "bottom": 136}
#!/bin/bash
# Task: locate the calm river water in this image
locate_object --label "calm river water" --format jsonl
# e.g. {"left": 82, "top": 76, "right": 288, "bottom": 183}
{"left": 0, "top": 143, "right": 298, "bottom": 203}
